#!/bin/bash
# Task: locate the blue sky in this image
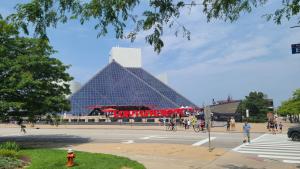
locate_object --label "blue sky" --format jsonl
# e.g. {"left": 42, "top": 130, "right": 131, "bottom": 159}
{"left": 1, "top": 1, "right": 300, "bottom": 107}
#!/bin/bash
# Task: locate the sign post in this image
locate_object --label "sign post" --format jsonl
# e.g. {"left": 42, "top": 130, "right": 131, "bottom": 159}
{"left": 204, "top": 106, "right": 214, "bottom": 152}
{"left": 291, "top": 44, "right": 300, "bottom": 54}
{"left": 246, "top": 109, "right": 249, "bottom": 118}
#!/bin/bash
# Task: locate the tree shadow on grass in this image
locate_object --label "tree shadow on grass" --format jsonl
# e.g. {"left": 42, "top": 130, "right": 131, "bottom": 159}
{"left": 220, "top": 164, "right": 266, "bottom": 169}
{"left": 0, "top": 134, "right": 91, "bottom": 148}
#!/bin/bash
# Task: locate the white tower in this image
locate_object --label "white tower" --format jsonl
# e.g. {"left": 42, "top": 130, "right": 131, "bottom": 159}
{"left": 109, "top": 47, "right": 142, "bottom": 67}
{"left": 70, "top": 81, "right": 81, "bottom": 94}
{"left": 157, "top": 73, "right": 168, "bottom": 85}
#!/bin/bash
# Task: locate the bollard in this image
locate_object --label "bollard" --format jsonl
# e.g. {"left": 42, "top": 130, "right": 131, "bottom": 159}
{"left": 66, "top": 149, "right": 75, "bottom": 167}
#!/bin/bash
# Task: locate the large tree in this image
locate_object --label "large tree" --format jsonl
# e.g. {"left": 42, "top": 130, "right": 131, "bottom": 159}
{"left": 6, "top": 0, "right": 300, "bottom": 53}
{"left": 0, "top": 18, "right": 73, "bottom": 122}
{"left": 278, "top": 89, "right": 300, "bottom": 116}
{"left": 237, "top": 91, "right": 271, "bottom": 120}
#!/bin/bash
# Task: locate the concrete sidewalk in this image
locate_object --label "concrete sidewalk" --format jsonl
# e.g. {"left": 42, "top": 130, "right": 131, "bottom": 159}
{"left": 71, "top": 143, "right": 226, "bottom": 169}
{"left": 70, "top": 143, "right": 299, "bottom": 169}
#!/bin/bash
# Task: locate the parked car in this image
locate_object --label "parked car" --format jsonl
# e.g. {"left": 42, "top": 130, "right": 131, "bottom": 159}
{"left": 287, "top": 126, "right": 300, "bottom": 141}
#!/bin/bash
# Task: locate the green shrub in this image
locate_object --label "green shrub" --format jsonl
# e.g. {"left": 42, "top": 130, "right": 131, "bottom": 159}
{"left": 0, "top": 142, "right": 20, "bottom": 151}
{"left": 0, "top": 156, "right": 23, "bottom": 169}
{"left": 243, "top": 117, "right": 267, "bottom": 123}
{"left": 0, "top": 149, "right": 18, "bottom": 158}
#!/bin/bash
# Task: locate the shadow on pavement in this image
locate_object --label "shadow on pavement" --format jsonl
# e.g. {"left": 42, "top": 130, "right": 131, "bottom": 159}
{"left": 221, "top": 164, "right": 266, "bottom": 169}
{"left": 0, "top": 134, "right": 91, "bottom": 148}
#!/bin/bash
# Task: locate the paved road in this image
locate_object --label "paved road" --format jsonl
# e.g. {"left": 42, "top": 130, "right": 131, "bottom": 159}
{"left": 1, "top": 127, "right": 299, "bottom": 168}
{"left": 0, "top": 127, "right": 262, "bottom": 149}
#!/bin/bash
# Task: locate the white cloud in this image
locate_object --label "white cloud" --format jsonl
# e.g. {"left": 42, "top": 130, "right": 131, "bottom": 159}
{"left": 132, "top": 4, "right": 300, "bottom": 107}
{"left": 207, "top": 36, "right": 270, "bottom": 65}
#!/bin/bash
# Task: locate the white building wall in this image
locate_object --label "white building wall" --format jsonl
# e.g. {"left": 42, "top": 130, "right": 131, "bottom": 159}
{"left": 109, "top": 47, "right": 142, "bottom": 67}
{"left": 157, "top": 73, "right": 168, "bottom": 85}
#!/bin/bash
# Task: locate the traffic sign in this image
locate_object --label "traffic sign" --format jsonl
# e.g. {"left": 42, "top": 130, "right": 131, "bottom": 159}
{"left": 246, "top": 109, "right": 249, "bottom": 118}
{"left": 291, "top": 44, "right": 300, "bottom": 54}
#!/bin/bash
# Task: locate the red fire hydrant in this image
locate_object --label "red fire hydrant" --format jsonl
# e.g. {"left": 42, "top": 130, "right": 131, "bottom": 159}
{"left": 66, "top": 149, "right": 75, "bottom": 167}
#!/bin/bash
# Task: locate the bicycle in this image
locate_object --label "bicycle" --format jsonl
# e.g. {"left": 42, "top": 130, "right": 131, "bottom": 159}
{"left": 166, "top": 123, "right": 177, "bottom": 131}
{"left": 193, "top": 124, "right": 201, "bottom": 132}
{"left": 193, "top": 123, "right": 206, "bottom": 133}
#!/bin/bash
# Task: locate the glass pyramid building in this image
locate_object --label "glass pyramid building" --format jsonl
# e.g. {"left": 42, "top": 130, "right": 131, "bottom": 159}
{"left": 67, "top": 60, "right": 197, "bottom": 115}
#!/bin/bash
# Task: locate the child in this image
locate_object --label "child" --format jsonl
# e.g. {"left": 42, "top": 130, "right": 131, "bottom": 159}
{"left": 279, "top": 122, "right": 283, "bottom": 133}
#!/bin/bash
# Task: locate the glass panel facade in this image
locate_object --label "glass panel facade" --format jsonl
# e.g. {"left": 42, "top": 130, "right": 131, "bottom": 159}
{"left": 67, "top": 61, "right": 196, "bottom": 115}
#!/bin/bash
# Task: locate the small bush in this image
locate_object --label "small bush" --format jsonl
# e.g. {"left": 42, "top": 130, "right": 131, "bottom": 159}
{"left": 0, "top": 149, "right": 18, "bottom": 158}
{"left": 243, "top": 117, "right": 267, "bottom": 123}
{"left": 0, "top": 142, "right": 20, "bottom": 152}
{"left": 0, "top": 157, "right": 23, "bottom": 169}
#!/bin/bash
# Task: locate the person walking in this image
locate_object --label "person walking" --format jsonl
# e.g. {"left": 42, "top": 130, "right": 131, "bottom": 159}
{"left": 191, "top": 116, "right": 196, "bottom": 129}
{"left": 243, "top": 121, "right": 251, "bottom": 143}
{"left": 226, "top": 118, "right": 230, "bottom": 131}
{"left": 170, "top": 117, "right": 175, "bottom": 131}
{"left": 200, "top": 120, "right": 205, "bottom": 131}
{"left": 274, "top": 116, "right": 278, "bottom": 133}
{"left": 270, "top": 120, "right": 276, "bottom": 134}
{"left": 180, "top": 118, "right": 183, "bottom": 127}
{"left": 187, "top": 119, "right": 191, "bottom": 129}
{"left": 230, "top": 117, "right": 236, "bottom": 131}
{"left": 267, "top": 120, "right": 270, "bottom": 131}
{"left": 163, "top": 117, "right": 166, "bottom": 126}
{"left": 20, "top": 124, "right": 26, "bottom": 134}
{"left": 279, "top": 122, "right": 283, "bottom": 133}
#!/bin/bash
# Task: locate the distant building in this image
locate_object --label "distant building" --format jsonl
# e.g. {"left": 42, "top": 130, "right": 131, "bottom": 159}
{"left": 210, "top": 97, "right": 242, "bottom": 121}
{"left": 210, "top": 97, "right": 274, "bottom": 122}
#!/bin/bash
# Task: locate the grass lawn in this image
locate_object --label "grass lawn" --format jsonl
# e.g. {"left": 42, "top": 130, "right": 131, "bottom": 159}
{"left": 20, "top": 149, "right": 145, "bottom": 169}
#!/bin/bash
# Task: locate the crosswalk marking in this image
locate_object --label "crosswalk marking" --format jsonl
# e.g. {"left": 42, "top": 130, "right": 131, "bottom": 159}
{"left": 239, "top": 148, "right": 300, "bottom": 153}
{"left": 250, "top": 141, "right": 300, "bottom": 144}
{"left": 233, "top": 134, "right": 300, "bottom": 164}
{"left": 246, "top": 144, "right": 300, "bottom": 147}
{"left": 283, "top": 160, "right": 300, "bottom": 164}
{"left": 249, "top": 142, "right": 300, "bottom": 145}
{"left": 121, "top": 140, "right": 134, "bottom": 144}
{"left": 192, "top": 137, "right": 216, "bottom": 146}
{"left": 238, "top": 151, "right": 300, "bottom": 156}
{"left": 139, "top": 135, "right": 168, "bottom": 140}
{"left": 258, "top": 155, "right": 300, "bottom": 160}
